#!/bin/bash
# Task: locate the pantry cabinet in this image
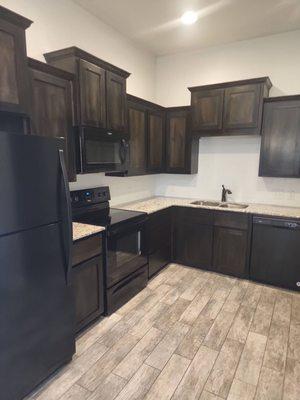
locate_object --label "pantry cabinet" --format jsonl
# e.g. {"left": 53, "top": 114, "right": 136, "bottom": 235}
{"left": 259, "top": 95, "right": 300, "bottom": 178}
{"left": 189, "top": 77, "right": 272, "bottom": 137}
{"left": 44, "top": 47, "right": 130, "bottom": 136}
{"left": 0, "top": 6, "right": 32, "bottom": 115}
{"left": 28, "top": 58, "right": 76, "bottom": 181}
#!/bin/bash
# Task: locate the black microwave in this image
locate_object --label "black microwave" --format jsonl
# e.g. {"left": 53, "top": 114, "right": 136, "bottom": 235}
{"left": 76, "top": 127, "right": 129, "bottom": 173}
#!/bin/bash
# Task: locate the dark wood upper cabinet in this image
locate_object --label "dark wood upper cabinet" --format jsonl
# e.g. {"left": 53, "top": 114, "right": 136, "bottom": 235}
{"left": 259, "top": 95, "right": 300, "bottom": 178}
{"left": 79, "top": 60, "right": 106, "bottom": 128}
{"left": 0, "top": 6, "right": 32, "bottom": 115}
{"left": 28, "top": 58, "right": 76, "bottom": 182}
{"left": 106, "top": 71, "right": 127, "bottom": 133}
{"left": 189, "top": 77, "right": 272, "bottom": 137}
{"left": 190, "top": 88, "right": 224, "bottom": 134}
{"left": 127, "top": 95, "right": 148, "bottom": 175}
{"left": 44, "top": 47, "right": 130, "bottom": 135}
{"left": 166, "top": 106, "right": 198, "bottom": 174}
{"left": 147, "top": 109, "right": 165, "bottom": 173}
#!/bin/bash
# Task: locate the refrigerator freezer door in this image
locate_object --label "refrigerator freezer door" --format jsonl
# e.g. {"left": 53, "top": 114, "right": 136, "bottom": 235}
{"left": 0, "top": 223, "right": 75, "bottom": 400}
{"left": 0, "top": 132, "right": 65, "bottom": 236}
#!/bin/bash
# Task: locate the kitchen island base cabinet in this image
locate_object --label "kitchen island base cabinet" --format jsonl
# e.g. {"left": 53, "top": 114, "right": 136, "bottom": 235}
{"left": 147, "top": 208, "right": 172, "bottom": 278}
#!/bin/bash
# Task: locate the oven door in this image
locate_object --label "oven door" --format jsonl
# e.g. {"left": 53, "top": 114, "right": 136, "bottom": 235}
{"left": 106, "top": 220, "right": 148, "bottom": 288}
{"left": 78, "top": 127, "right": 129, "bottom": 173}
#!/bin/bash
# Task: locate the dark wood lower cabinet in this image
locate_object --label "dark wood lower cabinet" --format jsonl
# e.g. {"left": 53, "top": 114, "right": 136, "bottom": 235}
{"left": 72, "top": 235, "right": 104, "bottom": 333}
{"left": 173, "top": 207, "right": 214, "bottom": 269}
{"left": 147, "top": 208, "right": 172, "bottom": 277}
{"left": 213, "top": 227, "right": 248, "bottom": 278}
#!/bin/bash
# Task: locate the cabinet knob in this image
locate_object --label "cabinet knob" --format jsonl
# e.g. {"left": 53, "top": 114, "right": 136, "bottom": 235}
{"left": 296, "top": 282, "right": 300, "bottom": 287}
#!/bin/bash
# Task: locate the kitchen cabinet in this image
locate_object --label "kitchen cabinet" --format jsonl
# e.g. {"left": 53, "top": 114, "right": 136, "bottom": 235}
{"left": 0, "top": 6, "right": 32, "bottom": 115}
{"left": 147, "top": 108, "right": 165, "bottom": 173}
{"left": 72, "top": 234, "right": 104, "bottom": 333}
{"left": 127, "top": 95, "right": 148, "bottom": 175}
{"left": 189, "top": 77, "right": 272, "bottom": 137}
{"left": 147, "top": 208, "right": 172, "bottom": 278}
{"left": 166, "top": 106, "right": 199, "bottom": 174}
{"left": 213, "top": 211, "right": 250, "bottom": 278}
{"left": 173, "top": 207, "right": 214, "bottom": 269}
{"left": 28, "top": 58, "right": 76, "bottom": 182}
{"left": 44, "top": 47, "right": 130, "bottom": 135}
{"left": 79, "top": 59, "right": 106, "bottom": 129}
{"left": 259, "top": 95, "right": 300, "bottom": 178}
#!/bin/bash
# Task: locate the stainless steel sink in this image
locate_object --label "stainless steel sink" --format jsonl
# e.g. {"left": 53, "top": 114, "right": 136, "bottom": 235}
{"left": 190, "top": 200, "right": 249, "bottom": 210}
{"left": 219, "top": 203, "right": 249, "bottom": 209}
{"left": 191, "top": 200, "right": 221, "bottom": 207}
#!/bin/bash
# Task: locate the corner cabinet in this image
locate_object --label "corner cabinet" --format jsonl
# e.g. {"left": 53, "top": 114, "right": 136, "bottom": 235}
{"left": 44, "top": 47, "right": 130, "bottom": 136}
{"left": 189, "top": 77, "right": 272, "bottom": 137}
{"left": 166, "top": 106, "right": 199, "bottom": 174}
{"left": 259, "top": 95, "right": 300, "bottom": 178}
{"left": 147, "top": 108, "right": 165, "bottom": 173}
{"left": 0, "top": 6, "right": 32, "bottom": 115}
{"left": 127, "top": 95, "right": 148, "bottom": 175}
{"left": 28, "top": 58, "right": 76, "bottom": 182}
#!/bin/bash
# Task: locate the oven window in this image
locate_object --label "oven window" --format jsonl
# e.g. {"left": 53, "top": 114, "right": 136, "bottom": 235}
{"left": 114, "top": 230, "right": 141, "bottom": 265}
{"left": 85, "top": 139, "right": 121, "bottom": 165}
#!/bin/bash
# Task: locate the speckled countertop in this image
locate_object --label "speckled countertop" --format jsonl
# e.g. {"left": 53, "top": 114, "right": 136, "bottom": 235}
{"left": 72, "top": 222, "right": 105, "bottom": 242}
{"left": 117, "top": 196, "right": 300, "bottom": 219}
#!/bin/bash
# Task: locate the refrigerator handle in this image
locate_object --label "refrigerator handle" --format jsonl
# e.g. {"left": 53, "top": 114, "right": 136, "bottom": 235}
{"left": 59, "top": 149, "right": 73, "bottom": 286}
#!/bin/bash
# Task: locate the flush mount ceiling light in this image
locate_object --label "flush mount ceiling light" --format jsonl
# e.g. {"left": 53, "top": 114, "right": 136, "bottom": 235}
{"left": 181, "top": 11, "right": 198, "bottom": 25}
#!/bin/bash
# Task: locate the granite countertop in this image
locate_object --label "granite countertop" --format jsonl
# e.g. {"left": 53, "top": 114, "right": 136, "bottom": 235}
{"left": 72, "top": 222, "right": 105, "bottom": 241}
{"left": 116, "top": 196, "right": 300, "bottom": 219}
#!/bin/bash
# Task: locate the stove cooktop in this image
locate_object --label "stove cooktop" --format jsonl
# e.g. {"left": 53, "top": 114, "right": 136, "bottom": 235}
{"left": 74, "top": 207, "right": 147, "bottom": 229}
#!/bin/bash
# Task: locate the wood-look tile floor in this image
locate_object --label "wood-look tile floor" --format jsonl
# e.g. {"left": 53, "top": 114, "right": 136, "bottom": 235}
{"left": 27, "top": 264, "right": 300, "bottom": 400}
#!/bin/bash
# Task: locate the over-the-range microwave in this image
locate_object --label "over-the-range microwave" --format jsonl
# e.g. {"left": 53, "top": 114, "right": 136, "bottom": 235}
{"left": 75, "top": 126, "right": 129, "bottom": 173}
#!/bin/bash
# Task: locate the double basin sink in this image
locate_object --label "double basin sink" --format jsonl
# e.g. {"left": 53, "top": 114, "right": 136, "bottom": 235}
{"left": 191, "top": 200, "right": 249, "bottom": 210}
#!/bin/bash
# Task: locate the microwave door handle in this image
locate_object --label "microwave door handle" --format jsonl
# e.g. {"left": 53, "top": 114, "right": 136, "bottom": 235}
{"left": 59, "top": 149, "right": 73, "bottom": 286}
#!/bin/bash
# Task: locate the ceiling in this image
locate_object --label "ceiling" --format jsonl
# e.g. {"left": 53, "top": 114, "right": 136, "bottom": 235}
{"left": 72, "top": 0, "right": 300, "bottom": 55}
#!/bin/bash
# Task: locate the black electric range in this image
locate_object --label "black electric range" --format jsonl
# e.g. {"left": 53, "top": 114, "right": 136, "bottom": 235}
{"left": 71, "top": 187, "right": 149, "bottom": 314}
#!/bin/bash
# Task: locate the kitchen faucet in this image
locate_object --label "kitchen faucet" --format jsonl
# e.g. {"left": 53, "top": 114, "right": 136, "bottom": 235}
{"left": 221, "top": 185, "right": 232, "bottom": 202}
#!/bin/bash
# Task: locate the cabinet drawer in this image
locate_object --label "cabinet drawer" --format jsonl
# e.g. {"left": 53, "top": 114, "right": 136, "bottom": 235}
{"left": 106, "top": 264, "right": 148, "bottom": 314}
{"left": 214, "top": 211, "right": 248, "bottom": 230}
{"left": 176, "top": 206, "right": 214, "bottom": 225}
{"left": 72, "top": 234, "right": 102, "bottom": 266}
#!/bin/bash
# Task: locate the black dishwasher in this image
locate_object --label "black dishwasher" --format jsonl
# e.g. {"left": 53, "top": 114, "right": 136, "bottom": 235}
{"left": 250, "top": 216, "right": 300, "bottom": 291}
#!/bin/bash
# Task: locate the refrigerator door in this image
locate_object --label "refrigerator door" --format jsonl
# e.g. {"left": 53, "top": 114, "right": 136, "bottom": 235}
{"left": 0, "top": 131, "right": 66, "bottom": 236}
{"left": 0, "top": 222, "right": 75, "bottom": 400}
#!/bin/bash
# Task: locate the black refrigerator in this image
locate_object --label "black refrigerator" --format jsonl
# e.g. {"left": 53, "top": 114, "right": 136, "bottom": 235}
{"left": 0, "top": 132, "right": 76, "bottom": 400}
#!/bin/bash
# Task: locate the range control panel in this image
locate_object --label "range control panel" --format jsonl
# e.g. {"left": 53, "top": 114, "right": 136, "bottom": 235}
{"left": 71, "top": 186, "right": 111, "bottom": 208}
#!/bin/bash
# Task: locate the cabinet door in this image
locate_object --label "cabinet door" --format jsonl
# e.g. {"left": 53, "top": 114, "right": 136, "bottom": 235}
{"left": 0, "top": 17, "right": 30, "bottom": 114}
{"left": 213, "top": 227, "right": 248, "bottom": 278}
{"left": 147, "top": 110, "right": 165, "bottom": 172}
{"left": 79, "top": 59, "right": 106, "bottom": 128}
{"left": 147, "top": 208, "right": 172, "bottom": 277}
{"left": 223, "top": 84, "right": 262, "bottom": 132}
{"left": 72, "top": 255, "right": 104, "bottom": 333}
{"left": 106, "top": 71, "right": 127, "bottom": 134}
{"left": 128, "top": 100, "right": 147, "bottom": 174}
{"left": 30, "top": 68, "right": 76, "bottom": 182}
{"left": 166, "top": 109, "right": 187, "bottom": 173}
{"left": 259, "top": 99, "right": 300, "bottom": 178}
{"left": 191, "top": 89, "right": 224, "bottom": 134}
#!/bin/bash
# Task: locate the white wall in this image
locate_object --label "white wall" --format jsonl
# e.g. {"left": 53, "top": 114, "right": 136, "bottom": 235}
{"left": 155, "top": 30, "right": 300, "bottom": 206}
{"left": 2, "top": 0, "right": 157, "bottom": 204}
